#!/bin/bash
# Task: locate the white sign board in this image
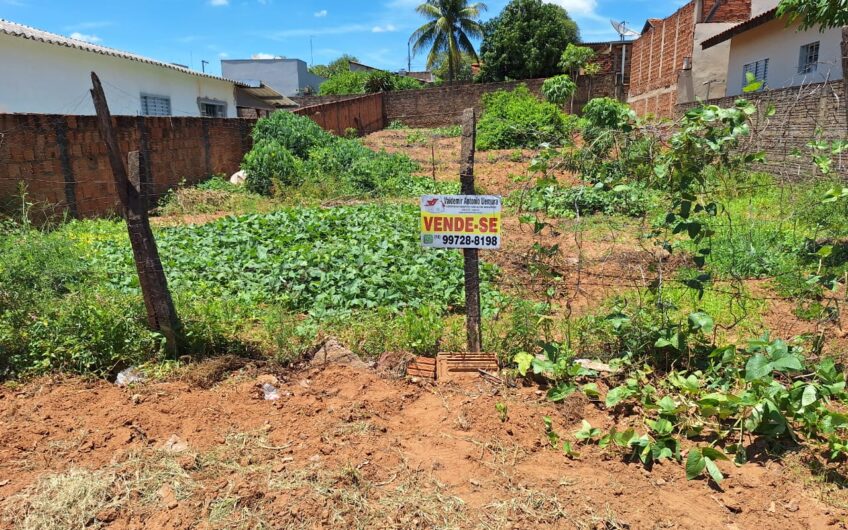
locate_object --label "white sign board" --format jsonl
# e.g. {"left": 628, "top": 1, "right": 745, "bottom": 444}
{"left": 420, "top": 195, "right": 502, "bottom": 249}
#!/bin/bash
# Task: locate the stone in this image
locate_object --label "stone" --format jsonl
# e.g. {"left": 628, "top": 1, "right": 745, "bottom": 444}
{"left": 229, "top": 170, "right": 247, "bottom": 185}
{"left": 311, "top": 338, "right": 368, "bottom": 370}
{"left": 162, "top": 434, "right": 189, "bottom": 454}
{"left": 574, "top": 359, "right": 618, "bottom": 373}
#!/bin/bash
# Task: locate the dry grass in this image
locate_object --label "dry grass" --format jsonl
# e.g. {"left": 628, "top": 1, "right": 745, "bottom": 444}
{"left": 3, "top": 468, "right": 116, "bottom": 530}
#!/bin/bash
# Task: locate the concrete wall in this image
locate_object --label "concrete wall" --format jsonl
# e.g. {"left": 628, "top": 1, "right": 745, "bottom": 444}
{"left": 221, "top": 59, "right": 325, "bottom": 97}
{"left": 0, "top": 34, "right": 237, "bottom": 117}
{"left": 677, "top": 80, "right": 846, "bottom": 179}
{"left": 726, "top": 19, "right": 843, "bottom": 96}
{"left": 0, "top": 113, "right": 255, "bottom": 217}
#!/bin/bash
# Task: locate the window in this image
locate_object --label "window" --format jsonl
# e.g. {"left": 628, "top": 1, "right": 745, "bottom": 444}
{"left": 798, "top": 41, "right": 820, "bottom": 74}
{"left": 198, "top": 98, "right": 227, "bottom": 118}
{"left": 140, "top": 94, "right": 171, "bottom": 116}
{"left": 742, "top": 58, "right": 769, "bottom": 91}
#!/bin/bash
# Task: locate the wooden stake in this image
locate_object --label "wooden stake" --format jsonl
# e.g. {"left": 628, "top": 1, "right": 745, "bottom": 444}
{"left": 842, "top": 27, "right": 848, "bottom": 140}
{"left": 90, "top": 72, "right": 181, "bottom": 356}
{"left": 459, "top": 108, "right": 482, "bottom": 353}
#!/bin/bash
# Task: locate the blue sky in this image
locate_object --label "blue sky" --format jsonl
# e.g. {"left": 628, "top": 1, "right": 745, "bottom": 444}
{"left": 1, "top": 0, "right": 685, "bottom": 76}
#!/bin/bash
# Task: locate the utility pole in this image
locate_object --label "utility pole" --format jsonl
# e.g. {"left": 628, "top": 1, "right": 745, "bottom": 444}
{"left": 201, "top": 60, "right": 208, "bottom": 73}
{"left": 408, "top": 41, "right": 411, "bottom": 72}
{"left": 310, "top": 36, "right": 314, "bottom": 67}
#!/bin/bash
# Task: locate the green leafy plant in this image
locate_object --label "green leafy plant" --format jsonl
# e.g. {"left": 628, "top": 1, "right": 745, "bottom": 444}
{"left": 477, "top": 85, "right": 573, "bottom": 150}
{"left": 541, "top": 75, "right": 576, "bottom": 107}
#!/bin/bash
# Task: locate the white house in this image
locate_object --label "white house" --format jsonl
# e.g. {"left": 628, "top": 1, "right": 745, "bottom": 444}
{"left": 701, "top": 5, "right": 844, "bottom": 97}
{"left": 0, "top": 19, "right": 244, "bottom": 117}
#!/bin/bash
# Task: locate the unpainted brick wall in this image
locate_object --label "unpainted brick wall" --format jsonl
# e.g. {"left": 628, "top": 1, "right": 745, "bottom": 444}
{"left": 383, "top": 75, "right": 622, "bottom": 127}
{"left": 629, "top": 3, "right": 696, "bottom": 118}
{"left": 293, "top": 93, "right": 385, "bottom": 136}
{"left": 0, "top": 114, "right": 256, "bottom": 218}
{"left": 628, "top": 0, "right": 751, "bottom": 118}
{"left": 676, "top": 80, "right": 847, "bottom": 179}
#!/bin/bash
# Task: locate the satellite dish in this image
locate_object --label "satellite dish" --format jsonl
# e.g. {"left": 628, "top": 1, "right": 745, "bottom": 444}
{"left": 611, "top": 20, "right": 640, "bottom": 40}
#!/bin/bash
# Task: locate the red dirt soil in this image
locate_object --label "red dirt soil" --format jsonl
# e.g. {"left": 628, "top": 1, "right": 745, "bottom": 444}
{"left": 1, "top": 359, "right": 844, "bottom": 529}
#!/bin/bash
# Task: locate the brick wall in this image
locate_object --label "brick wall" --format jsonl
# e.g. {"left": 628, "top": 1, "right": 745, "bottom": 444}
{"left": 628, "top": 0, "right": 752, "bottom": 118}
{"left": 289, "top": 94, "right": 364, "bottom": 108}
{"left": 384, "top": 75, "right": 621, "bottom": 127}
{"left": 0, "top": 114, "right": 256, "bottom": 218}
{"left": 293, "top": 94, "right": 385, "bottom": 136}
{"left": 676, "top": 80, "right": 847, "bottom": 179}
{"left": 628, "top": 3, "right": 696, "bottom": 118}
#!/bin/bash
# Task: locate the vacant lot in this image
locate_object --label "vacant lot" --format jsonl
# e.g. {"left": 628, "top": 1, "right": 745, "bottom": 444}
{"left": 3, "top": 100, "right": 848, "bottom": 529}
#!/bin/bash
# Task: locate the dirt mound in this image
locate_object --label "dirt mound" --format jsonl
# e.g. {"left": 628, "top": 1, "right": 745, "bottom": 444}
{"left": 0, "top": 363, "right": 842, "bottom": 529}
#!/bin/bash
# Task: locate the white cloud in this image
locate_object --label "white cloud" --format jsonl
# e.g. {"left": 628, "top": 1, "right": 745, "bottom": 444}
{"left": 209, "top": 0, "right": 229, "bottom": 5}
{"left": 545, "top": 0, "right": 597, "bottom": 16}
{"left": 371, "top": 24, "right": 397, "bottom": 33}
{"left": 219, "top": 52, "right": 230, "bottom": 58}
{"left": 314, "top": 9, "right": 328, "bottom": 17}
{"left": 69, "top": 32, "right": 102, "bottom": 43}
{"left": 251, "top": 52, "right": 281, "bottom": 59}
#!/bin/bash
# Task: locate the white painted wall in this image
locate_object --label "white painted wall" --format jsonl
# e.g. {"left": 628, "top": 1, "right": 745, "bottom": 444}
{"left": 726, "top": 18, "right": 843, "bottom": 96}
{"left": 0, "top": 34, "right": 237, "bottom": 116}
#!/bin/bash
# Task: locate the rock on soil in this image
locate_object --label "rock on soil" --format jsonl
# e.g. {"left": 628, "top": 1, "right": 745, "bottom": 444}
{"left": 310, "top": 338, "right": 368, "bottom": 370}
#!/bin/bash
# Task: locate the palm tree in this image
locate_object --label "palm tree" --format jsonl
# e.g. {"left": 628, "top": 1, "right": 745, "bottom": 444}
{"left": 409, "top": 0, "right": 487, "bottom": 84}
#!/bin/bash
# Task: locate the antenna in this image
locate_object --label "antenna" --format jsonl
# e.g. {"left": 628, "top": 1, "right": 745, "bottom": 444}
{"left": 310, "top": 36, "right": 314, "bottom": 67}
{"left": 201, "top": 60, "right": 209, "bottom": 73}
{"left": 610, "top": 20, "right": 640, "bottom": 41}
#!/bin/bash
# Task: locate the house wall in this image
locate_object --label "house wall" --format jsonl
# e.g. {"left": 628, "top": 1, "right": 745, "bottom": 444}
{"left": 0, "top": 113, "right": 255, "bottom": 218}
{"left": 629, "top": 0, "right": 751, "bottom": 117}
{"left": 221, "top": 59, "right": 325, "bottom": 97}
{"left": 0, "top": 34, "right": 237, "bottom": 117}
{"left": 725, "top": 19, "right": 843, "bottom": 96}
{"left": 628, "top": 3, "right": 696, "bottom": 117}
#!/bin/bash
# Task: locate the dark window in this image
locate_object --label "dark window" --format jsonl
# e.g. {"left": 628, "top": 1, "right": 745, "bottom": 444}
{"left": 798, "top": 41, "right": 820, "bottom": 74}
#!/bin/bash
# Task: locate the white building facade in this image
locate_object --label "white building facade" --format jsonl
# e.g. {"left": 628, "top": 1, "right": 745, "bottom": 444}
{"left": 702, "top": 8, "right": 844, "bottom": 97}
{"left": 0, "top": 19, "right": 239, "bottom": 117}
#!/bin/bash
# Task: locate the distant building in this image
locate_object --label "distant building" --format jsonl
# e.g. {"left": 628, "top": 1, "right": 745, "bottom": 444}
{"left": 0, "top": 18, "right": 243, "bottom": 117}
{"left": 627, "top": 0, "right": 754, "bottom": 117}
{"left": 221, "top": 58, "right": 326, "bottom": 97}
{"left": 702, "top": 6, "right": 844, "bottom": 97}
{"left": 349, "top": 61, "right": 382, "bottom": 74}
{"left": 352, "top": 61, "right": 434, "bottom": 85}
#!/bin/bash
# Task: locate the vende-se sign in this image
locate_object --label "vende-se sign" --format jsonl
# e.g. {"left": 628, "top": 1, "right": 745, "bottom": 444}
{"left": 420, "top": 195, "right": 502, "bottom": 249}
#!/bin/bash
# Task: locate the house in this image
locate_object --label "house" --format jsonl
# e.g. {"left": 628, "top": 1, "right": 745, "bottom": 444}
{"left": 349, "top": 61, "right": 382, "bottom": 74}
{"left": 701, "top": 5, "right": 844, "bottom": 97}
{"left": 0, "top": 19, "right": 246, "bottom": 117}
{"left": 628, "top": 0, "right": 755, "bottom": 117}
{"left": 221, "top": 58, "right": 326, "bottom": 97}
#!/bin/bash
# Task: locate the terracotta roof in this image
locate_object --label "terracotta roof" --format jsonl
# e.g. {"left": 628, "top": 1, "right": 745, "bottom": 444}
{"left": 0, "top": 18, "right": 245, "bottom": 85}
{"left": 642, "top": 18, "right": 663, "bottom": 33}
{"left": 701, "top": 8, "right": 778, "bottom": 49}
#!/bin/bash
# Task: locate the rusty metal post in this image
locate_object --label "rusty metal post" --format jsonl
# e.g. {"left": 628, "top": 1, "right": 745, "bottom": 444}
{"left": 459, "top": 108, "right": 482, "bottom": 353}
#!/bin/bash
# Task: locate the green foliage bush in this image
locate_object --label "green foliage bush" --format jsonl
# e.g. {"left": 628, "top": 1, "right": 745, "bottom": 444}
{"left": 93, "top": 205, "right": 484, "bottom": 318}
{"left": 319, "top": 71, "right": 369, "bottom": 95}
{"left": 250, "top": 111, "right": 332, "bottom": 159}
{"left": 516, "top": 183, "right": 657, "bottom": 218}
{"left": 477, "top": 85, "right": 573, "bottom": 150}
{"left": 541, "top": 75, "right": 576, "bottom": 107}
{"left": 241, "top": 139, "right": 303, "bottom": 195}
{"left": 582, "top": 97, "right": 635, "bottom": 132}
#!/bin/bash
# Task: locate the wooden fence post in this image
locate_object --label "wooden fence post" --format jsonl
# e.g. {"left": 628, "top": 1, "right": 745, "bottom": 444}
{"left": 90, "top": 72, "right": 181, "bottom": 356}
{"left": 842, "top": 27, "right": 848, "bottom": 138}
{"left": 459, "top": 108, "right": 482, "bottom": 353}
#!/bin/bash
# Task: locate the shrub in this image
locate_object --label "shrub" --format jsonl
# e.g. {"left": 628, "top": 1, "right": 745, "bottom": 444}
{"left": 582, "top": 97, "right": 635, "bottom": 132}
{"left": 250, "top": 111, "right": 332, "bottom": 159}
{"left": 241, "top": 139, "right": 303, "bottom": 195}
{"left": 541, "top": 75, "right": 576, "bottom": 107}
{"left": 318, "top": 71, "right": 369, "bottom": 95}
{"left": 515, "top": 183, "right": 657, "bottom": 218}
{"left": 477, "top": 85, "right": 572, "bottom": 150}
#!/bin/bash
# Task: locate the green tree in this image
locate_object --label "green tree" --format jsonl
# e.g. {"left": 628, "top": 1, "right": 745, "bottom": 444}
{"left": 479, "top": 0, "right": 580, "bottom": 82}
{"left": 431, "top": 51, "right": 475, "bottom": 82}
{"left": 409, "top": 0, "right": 487, "bottom": 84}
{"left": 776, "top": 0, "right": 848, "bottom": 30}
{"left": 310, "top": 54, "right": 360, "bottom": 79}
{"left": 541, "top": 75, "right": 576, "bottom": 106}
{"left": 559, "top": 43, "right": 600, "bottom": 111}
{"left": 319, "top": 71, "right": 368, "bottom": 95}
